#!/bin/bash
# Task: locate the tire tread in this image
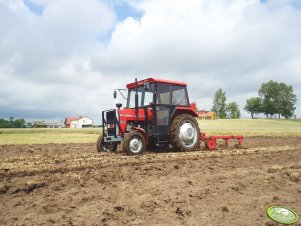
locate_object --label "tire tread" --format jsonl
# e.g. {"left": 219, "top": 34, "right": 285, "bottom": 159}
{"left": 170, "top": 114, "right": 200, "bottom": 151}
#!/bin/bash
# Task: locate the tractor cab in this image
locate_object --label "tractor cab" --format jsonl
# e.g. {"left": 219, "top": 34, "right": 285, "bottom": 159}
{"left": 97, "top": 78, "right": 200, "bottom": 155}
{"left": 125, "top": 78, "right": 196, "bottom": 139}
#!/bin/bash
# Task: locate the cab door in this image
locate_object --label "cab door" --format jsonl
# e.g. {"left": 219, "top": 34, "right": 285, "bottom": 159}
{"left": 154, "top": 83, "right": 172, "bottom": 138}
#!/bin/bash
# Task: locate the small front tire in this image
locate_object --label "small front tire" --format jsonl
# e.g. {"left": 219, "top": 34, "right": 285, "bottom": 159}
{"left": 96, "top": 135, "right": 117, "bottom": 152}
{"left": 122, "top": 131, "right": 146, "bottom": 155}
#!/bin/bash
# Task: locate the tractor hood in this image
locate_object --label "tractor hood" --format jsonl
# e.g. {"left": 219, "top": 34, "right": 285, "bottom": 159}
{"left": 118, "top": 108, "right": 153, "bottom": 121}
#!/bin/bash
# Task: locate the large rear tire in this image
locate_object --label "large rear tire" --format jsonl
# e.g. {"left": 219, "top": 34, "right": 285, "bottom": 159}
{"left": 170, "top": 114, "right": 200, "bottom": 151}
{"left": 122, "top": 130, "right": 146, "bottom": 155}
{"left": 96, "top": 135, "right": 117, "bottom": 152}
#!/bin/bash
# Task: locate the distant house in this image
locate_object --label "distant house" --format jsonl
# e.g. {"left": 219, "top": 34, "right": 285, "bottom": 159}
{"left": 34, "top": 121, "right": 64, "bottom": 128}
{"left": 64, "top": 117, "right": 79, "bottom": 128}
{"left": 34, "top": 121, "right": 47, "bottom": 128}
{"left": 197, "top": 111, "right": 217, "bottom": 120}
{"left": 64, "top": 116, "right": 93, "bottom": 128}
{"left": 190, "top": 102, "right": 217, "bottom": 120}
{"left": 46, "top": 122, "right": 64, "bottom": 128}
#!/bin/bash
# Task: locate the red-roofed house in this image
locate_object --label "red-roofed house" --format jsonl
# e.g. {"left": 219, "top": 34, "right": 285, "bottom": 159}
{"left": 64, "top": 117, "right": 79, "bottom": 128}
{"left": 64, "top": 116, "right": 93, "bottom": 128}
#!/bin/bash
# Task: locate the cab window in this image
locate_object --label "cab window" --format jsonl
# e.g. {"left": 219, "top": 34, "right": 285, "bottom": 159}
{"left": 172, "top": 85, "right": 189, "bottom": 106}
{"left": 143, "top": 83, "right": 154, "bottom": 106}
{"left": 156, "top": 83, "right": 171, "bottom": 105}
{"left": 127, "top": 87, "right": 143, "bottom": 108}
{"left": 127, "top": 84, "right": 154, "bottom": 108}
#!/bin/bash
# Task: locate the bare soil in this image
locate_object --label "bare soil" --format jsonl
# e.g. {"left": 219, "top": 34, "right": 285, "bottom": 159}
{"left": 0, "top": 137, "right": 301, "bottom": 225}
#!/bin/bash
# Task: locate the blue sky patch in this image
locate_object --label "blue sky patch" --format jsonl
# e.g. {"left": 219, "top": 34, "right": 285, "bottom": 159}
{"left": 23, "top": 0, "right": 44, "bottom": 15}
{"left": 260, "top": 0, "right": 301, "bottom": 9}
{"left": 114, "top": 1, "right": 143, "bottom": 21}
{"left": 97, "top": 1, "right": 144, "bottom": 43}
{"left": 291, "top": 0, "right": 301, "bottom": 10}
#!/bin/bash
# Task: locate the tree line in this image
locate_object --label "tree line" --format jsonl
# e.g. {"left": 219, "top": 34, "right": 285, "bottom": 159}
{"left": 211, "top": 80, "right": 297, "bottom": 119}
{"left": 211, "top": 88, "right": 241, "bottom": 119}
{"left": 244, "top": 80, "right": 297, "bottom": 119}
{"left": 0, "top": 117, "right": 28, "bottom": 128}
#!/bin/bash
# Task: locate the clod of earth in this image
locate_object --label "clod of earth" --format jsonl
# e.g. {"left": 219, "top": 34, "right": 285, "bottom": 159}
{"left": 114, "top": 206, "right": 124, "bottom": 212}
{"left": 285, "top": 170, "right": 301, "bottom": 182}
{"left": 267, "top": 165, "right": 283, "bottom": 173}
{"left": 221, "top": 206, "right": 229, "bottom": 213}
{"left": 0, "top": 184, "right": 9, "bottom": 195}
{"left": 24, "top": 181, "right": 47, "bottom": 193}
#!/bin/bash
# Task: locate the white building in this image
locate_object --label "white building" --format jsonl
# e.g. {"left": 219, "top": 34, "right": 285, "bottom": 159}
{"left": 66, "top": 116, "right": 93, "bottom": 128}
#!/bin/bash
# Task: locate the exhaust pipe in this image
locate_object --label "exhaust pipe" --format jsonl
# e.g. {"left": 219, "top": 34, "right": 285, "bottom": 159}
{"left": 135, "top": 78, "right": 139, "bottom": 126}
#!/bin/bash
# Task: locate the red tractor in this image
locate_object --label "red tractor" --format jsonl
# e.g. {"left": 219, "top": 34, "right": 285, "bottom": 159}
{"left": 96, "top": 78, "right": 201, "bottom": 155}
{"left": 96, "top": 78, "right": 244, "bottom": 155}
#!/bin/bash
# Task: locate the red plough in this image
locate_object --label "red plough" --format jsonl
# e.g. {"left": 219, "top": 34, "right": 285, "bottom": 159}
{"left": 200, "top": 132, "right": 244, "bottom": 150}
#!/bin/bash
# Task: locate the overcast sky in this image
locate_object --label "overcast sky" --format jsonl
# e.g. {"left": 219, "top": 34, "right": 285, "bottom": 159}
{"left": 0, "top": 0, "right": 301, "bottom": 123}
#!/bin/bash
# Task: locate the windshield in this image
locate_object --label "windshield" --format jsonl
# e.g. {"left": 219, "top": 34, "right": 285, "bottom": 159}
{"left": 127, "top": 83, "right": 154, "bottom": 108}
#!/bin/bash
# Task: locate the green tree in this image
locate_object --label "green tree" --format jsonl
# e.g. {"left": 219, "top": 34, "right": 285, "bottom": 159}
{"left": 211, "top": 88, "right": 227, "bottom": 119}
{"left": 9, "top": 117, "right": 14, "bottom": 128}
{"left": 277, "top": 82, "right": 297, "bottom": 118}
{"left": 259, "top": 81, "right": 278, "bottom": 118}
{"left": 0, "top": 119, "right": 9, "bottom": 128}
{"left": 244, "top": 97, "right": 262, "bottom": 119}
{"left": 0, "top": 118, "right": 26, "bottom": 128}
{"left": 259, "top": 80, "right": 297, "bottom": 118}
{"left": 226, "top": 102, "right": 241, "bottom": 119}
{"left": 26, "top": 122, "right": 33, "bottom": 128}
{"left": 13, "top": 118, "right": 26, "bottom": 128}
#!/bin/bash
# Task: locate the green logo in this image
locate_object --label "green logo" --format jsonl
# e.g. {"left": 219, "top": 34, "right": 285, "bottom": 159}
{"left": 267, "top": 206, "right": 299, "bottom": 225}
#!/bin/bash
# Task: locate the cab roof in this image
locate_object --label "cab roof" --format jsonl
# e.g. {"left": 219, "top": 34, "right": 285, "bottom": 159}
{"left": 126, "top": 78, "right": 187, "bottom": 89}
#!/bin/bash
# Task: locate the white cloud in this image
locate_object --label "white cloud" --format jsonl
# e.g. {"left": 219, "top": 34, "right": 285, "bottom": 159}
{"left": 92, "top": 0, "right": 301, "bottom": 117}
{"left": 0, "top": 0, "right": 301, "bottom": 122}
{"left": 0, "top": 0, "right": 117, "bottom": 121}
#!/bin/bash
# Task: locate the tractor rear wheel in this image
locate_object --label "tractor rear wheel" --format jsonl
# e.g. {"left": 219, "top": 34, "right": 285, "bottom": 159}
{"left": 96, "top": 135, "right": 117, "bottom": 152}
{"left": 122, "top": 130, "right": 146, "bottom": 155}
{"left": 170, "top": 114, "right": 200, "bottom": 151}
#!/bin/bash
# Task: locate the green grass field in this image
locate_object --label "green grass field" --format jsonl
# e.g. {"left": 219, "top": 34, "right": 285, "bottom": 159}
{"left": 0, "top": 128, "right": 101, "bottom": 145}
{"left": 199, "top": 119, "right": 301, "bottom": 137}
{"left": 0, "top": 119, "right": 300, "bottom": 145}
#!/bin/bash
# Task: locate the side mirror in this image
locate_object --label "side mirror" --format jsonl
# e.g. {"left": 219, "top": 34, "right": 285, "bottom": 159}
{"left": 116, "top": 103, "right": 122, "bottom": 109}
{"left": 113, "top": 90, "right": 117, "bottom": 99}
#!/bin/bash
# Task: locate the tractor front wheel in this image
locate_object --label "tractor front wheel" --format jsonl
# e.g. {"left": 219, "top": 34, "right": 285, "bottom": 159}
{"left": 170, "top": 114, "right": 200, "bottom": 151}
{"left": 96, "top": 135, "right": 117, "bottom": 152}
{"left": 122, "top": 130, "right": 146, "bottom": 155}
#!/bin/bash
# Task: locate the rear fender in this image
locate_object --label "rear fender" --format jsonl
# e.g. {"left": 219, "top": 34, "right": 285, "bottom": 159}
{"left": 171, "top": 107, "right": 199, "bottom": 121}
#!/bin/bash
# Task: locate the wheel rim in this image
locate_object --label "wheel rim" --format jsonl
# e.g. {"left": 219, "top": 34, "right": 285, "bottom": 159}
{"left": 102, "top": 142, "right": 115, "bottom": 152}
{"left": 129, "top": 136, "right": 143, "bottom": 153}
{"left": 178, "top": 120, "right": 198, "bottom": 148}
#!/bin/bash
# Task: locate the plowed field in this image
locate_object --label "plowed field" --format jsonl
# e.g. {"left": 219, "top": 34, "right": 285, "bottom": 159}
{"left": 0, "top": 137, "right": 301, "bottom": 225}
